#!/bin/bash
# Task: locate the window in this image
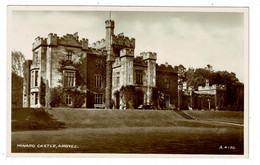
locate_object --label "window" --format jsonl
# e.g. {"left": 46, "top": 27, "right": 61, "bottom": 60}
{"left": 31, "top": 71, "right": 34, "bottom": 87}
{"left": 64, "top": 71, "right": 75, "bottom": 87}
{"left": 136, "top": 70, "right": 143, "bottom": 85}
{"left": 31, "top": 70, "right": 39, "bottom": 88}
{"left": 95, "top": 75, "right": 102, "bottom": 88}
{"left": 67, "top": 50, "right": 73, "bottom": 61}
{"left": 35, "top": 92, "right": 38, "bottom": 105}
{"left": 35, "top": 71, "right": 38, "bottom": 87}
{"left": 66, "top": 95, "right": 72, "bottom": 105}
{"left": 95, "top": 94, "right": 103, "bottom": 105}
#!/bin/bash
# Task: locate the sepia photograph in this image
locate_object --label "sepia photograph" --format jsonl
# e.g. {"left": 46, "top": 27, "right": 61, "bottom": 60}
{"left": 7, "top": 6, "right": 248, "bottom": 157}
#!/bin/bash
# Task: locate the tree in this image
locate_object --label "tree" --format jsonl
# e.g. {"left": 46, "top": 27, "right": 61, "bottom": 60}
{"left": 178, "top": 64, "right": 186, "bottom": 84}
{"left": 12, "top": 72, "right": 23, "bottom": 107}
{"left": 119, "top": 85, "right": 135, "bottom": 109}
{"left": 11, "top": 51, "right": 26, "bottom": 108}
{"left": 12, "top": 51, "right": 25, "bottom": 77}
{"left": 40, "top": 78, "right": 46, "bottom": 107}
{"left": 184, "top": 65, "right": 244, "bottom": 111}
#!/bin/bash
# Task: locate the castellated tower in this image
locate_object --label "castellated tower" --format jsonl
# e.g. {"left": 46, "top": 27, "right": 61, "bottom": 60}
{"left": 141, "top": 52, "right": 157, "bottom": 105}
{"left": 105, "top": 20, "right": 115, "bottom": 108}
{"left": 120, "top": 48, "right": 134, "bottom": 86}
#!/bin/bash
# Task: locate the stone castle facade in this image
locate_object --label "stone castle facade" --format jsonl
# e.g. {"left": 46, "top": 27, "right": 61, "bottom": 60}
{"left": 22, "top": 19, "right": 178, "bottom": 109}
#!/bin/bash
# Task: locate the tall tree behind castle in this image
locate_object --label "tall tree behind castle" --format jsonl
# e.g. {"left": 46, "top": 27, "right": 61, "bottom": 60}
{"left": 184, "top": 65, "right": 244, "bottom": 111}
{"left": 12, "top": 51, "right": 25, "bottom": 77}
{"left": 11, "top": 51, "right": 25, "bottom": 107}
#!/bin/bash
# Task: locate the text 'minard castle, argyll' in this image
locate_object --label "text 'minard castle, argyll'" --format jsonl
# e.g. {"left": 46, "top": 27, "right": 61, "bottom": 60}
{"left": 22, "top": 19, "right": 226, "bottom": 110}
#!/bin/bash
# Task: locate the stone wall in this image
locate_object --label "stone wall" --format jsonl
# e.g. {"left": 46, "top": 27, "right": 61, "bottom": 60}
{"left": 156, "top": 65, "right": 178, "bottom": 109}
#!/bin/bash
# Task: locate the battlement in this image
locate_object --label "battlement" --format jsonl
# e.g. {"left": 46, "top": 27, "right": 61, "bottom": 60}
{"left": 105, "top": 20, "right": 115, "bottom": 28}
{"left": 47, "top": 33, "right": 58, "bottom": 46}
{"left": 88, "top": 47, "right": 107, "bottom": 56}
{"left": 112, "top": 34, "right": 135, "bottom": 49}
{"left": 80, "top": 38, "right": 89, "bottom": 50}
{"left": 120, "top": 48, "right": 134, "bottom": 57}
{"left": 92, "top": 38, "right": 106, "bottom": 49}
{"left": 32, "top": 32, "right": 88, "bottom": 50}
{"left": 156, "top": 63, "right": 175, "bottom": 72}
{"left": 141, "top": 52, "right": 157, "bottom": 61}
{"left": 32, "top": 36, "right": 47, "bottom": 50}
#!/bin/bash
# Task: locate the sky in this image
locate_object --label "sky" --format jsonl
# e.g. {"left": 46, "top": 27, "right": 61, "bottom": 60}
{"left": 9, "top": 9, "right": 246, "bottom": 82}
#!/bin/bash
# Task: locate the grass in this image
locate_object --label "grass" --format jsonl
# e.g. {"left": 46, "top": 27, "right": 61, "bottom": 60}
{"left": 49, "top": 109, "right": 184, "bottom": 128}
{"left": 12, "top": 108, "right": 66, "bottom": 131}
{"left": 11, "top": 108, "right": 244, "bottom": 154}
{"left": 185, "top": 110, "right": 244, "bottom": 124}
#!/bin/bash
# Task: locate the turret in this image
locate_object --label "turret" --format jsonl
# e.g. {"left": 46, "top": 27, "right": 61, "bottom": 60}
{"left": 141, "top": 52, "right": 157, "bottom": 105}
{"left": 47, "top": 33, "right": 58, "bottom": 46}
{"left": 105, "top": 20, "right": 115, "bottom": 62}
{"left": 120, "top": 48, "right": 134, "bottom": 86}
{"left": 105, "top": 19, "right": 115, "bottom": 109}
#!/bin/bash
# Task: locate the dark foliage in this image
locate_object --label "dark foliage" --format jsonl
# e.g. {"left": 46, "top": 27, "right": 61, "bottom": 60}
{"left": 120, "top": 85, "right": 136, "bottom": 109}
{"left": 12, "top": 72, "right": 23, "bottom": 108}
{"left": 12, "top": 108, "right": 66, "bottom": 131}
{"left": 40, "top": 77, "right": 46, "bottom": 106}
{"left": 66, "top": 88, "right": 86, "bottom": 108}
{"left": 50, "top": 86, "right": 85, "bottom": 108}
{"left": 183, "top": 65, "right": 244, "bottom": 111}
{"left": 50, "top": 86, "right": 63, "bottom": 107}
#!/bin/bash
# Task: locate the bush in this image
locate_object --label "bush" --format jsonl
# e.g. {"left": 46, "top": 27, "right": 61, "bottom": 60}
{"left": 50, "top": 87, "right": 63, "bottom": 107}
{"left": 12, "top": 108, "right": 66, "bottom": 131}
{"left": 49, "top": 87, "right": 86, "bottom": 108}
{"left": 120, "top": 85, "right": 136, "bottom": 109}
{"left": 71, "top": 90, "right": 85, "bottom": 108}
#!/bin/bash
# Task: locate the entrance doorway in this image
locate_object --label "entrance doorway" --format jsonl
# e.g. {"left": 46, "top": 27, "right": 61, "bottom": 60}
{"left": 135, "top": 91, "right": 144, "bottom": 108}
{"left": 114, "top": 91, "right": 120, "bottom": 109}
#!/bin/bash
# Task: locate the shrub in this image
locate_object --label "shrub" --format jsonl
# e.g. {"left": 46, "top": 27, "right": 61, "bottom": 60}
{"left": 12, "top": 108, "right": 66, "bottom": 131}
{"left": 71, "top": 90, "right": 85, "bottom": 108}
{"left": 50, "top": 87, "right": 63, "bottom": 107}
{"left": 120, "top": 85, "right": 136, "bottom": 109}
{"left": 40, "top": 78, "right": 46, "bottom": 106}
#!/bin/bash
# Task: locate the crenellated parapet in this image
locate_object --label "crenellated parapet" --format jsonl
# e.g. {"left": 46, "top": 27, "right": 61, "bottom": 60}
{"left": 81, "top": 38, "right": 88, "bottom": 50}
{"left": 120, "top": 48, "right": 134, "bottom": 57}
{"left": 156, "top": 63, "right": 175, "bottom": 72}
{"left": 112, "top": 33, "right": 135, "bottom": 49}
{"left": 32, "top": 36, "right": 47, "bottom": 50}
{"left": 33, "top": 32, "right": 89, "bottom": 50}
{"left": 92, "top": 38, "right": 106, "bottom": 49}
{"left": 47, "top": 33, "right": 58, "bottom": 46}
{"left": 88, "top": 47, "right": 107, "bottom": 56}
{"left": 58, "top": 33, "right": 81, "bottom": 47}
{"left": 141, "top": 52, "right": 157, "bottom": 61}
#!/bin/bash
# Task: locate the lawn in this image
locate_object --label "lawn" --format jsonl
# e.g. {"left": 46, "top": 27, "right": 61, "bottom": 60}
{"left": 11, "top": 108, "right": 244, "bottom": 154}
{"left": 185, "top": 110, "right": 244, "bottom": 124}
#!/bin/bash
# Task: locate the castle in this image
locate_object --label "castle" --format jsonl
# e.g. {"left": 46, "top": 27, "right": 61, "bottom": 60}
{"left": 22, "top": 19, "right": 178, "bottom": 109}
{"left": 22, "top": 19, "right": 226, "bottom": 110}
